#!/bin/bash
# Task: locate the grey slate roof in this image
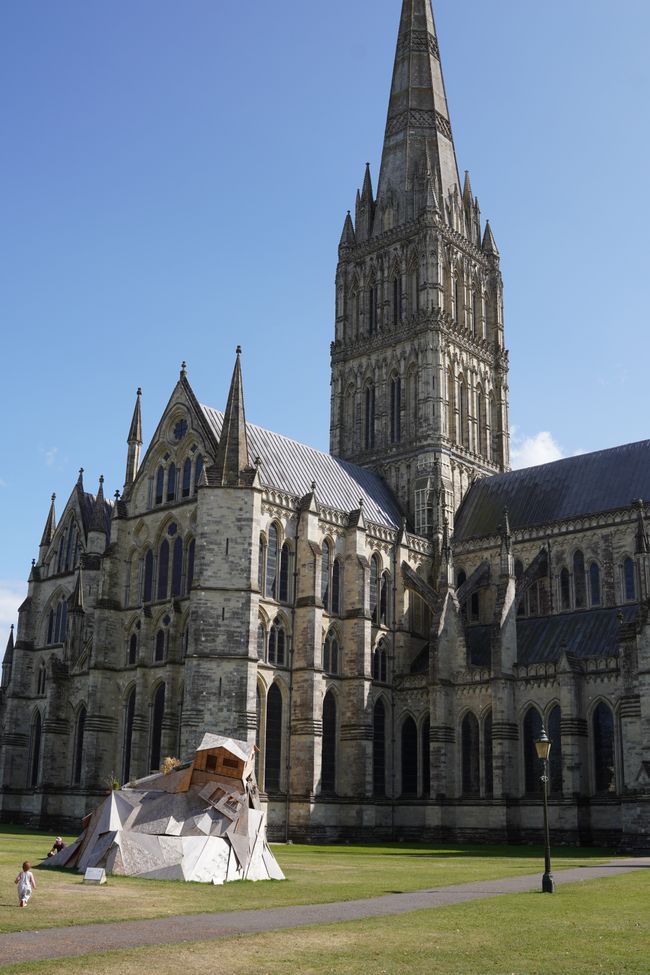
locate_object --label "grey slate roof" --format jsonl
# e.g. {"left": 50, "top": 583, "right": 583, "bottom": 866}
{"left": 465, "top": 604, "right": 638, "bottom": 668}
{"left": 454, "top": 440, "right": 650, "bottom": 542}
{"left": 201, "top": 406, "right": 404, "bottom": 529}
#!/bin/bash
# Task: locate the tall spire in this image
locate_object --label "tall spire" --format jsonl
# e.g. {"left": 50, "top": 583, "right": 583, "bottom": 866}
{"left": 376, "top": 0, "right": 461, "bottom": 221}
{"left": 89, "top": 475, "right": 107, "bottom": 535}
{"left": 40, "top": 494, "right": 57, "bottom": 548}
{"left": 1, "top": 625, "right": 14, "bottom": 689}
{"left": 214, "top": 346, "right": 250, "bottom": 487}
{"left": 125, "top": 387, "right": 143, "bottom": 487}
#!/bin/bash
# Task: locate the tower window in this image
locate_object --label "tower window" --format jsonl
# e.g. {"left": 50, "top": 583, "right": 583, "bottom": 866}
{"left": 390, "top": 376, "right": 401, "bottom": 444}
{"left": 364, "top": 385, "right": 376, "bottom": 449}
{"left": 392, "top": 275, "right": 402, "bottom": 325}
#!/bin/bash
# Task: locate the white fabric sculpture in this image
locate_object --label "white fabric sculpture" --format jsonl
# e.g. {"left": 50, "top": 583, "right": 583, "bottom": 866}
{"left": 48, "top": 733, "right": 285, "bottom": 884}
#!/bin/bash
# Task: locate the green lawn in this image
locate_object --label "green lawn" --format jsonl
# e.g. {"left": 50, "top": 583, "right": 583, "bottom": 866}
{"left": 2, "top": 871, "right": 648, "bottom": 975}
{"left": 0, "top": 826, "right": 617, "bottom": 935}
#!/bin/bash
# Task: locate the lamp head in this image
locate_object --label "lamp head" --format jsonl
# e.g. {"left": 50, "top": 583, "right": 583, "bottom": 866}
{"left": 535, "top": 728, "right": 552, "bottom": 761}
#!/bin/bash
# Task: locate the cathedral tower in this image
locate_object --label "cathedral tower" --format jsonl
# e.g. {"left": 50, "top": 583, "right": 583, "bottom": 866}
{"left": 330, "top": 0, "right": 510, "bottom": 541}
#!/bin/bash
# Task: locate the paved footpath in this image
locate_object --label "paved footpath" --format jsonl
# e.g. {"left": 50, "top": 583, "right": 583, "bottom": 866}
{"left": 1, "top": 858, "right": 648, "bottom": 968}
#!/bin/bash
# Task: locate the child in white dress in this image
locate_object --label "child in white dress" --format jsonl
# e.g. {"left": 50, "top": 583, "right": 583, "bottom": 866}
{"left": 15, "top": 861, "right": 36, "bottom": 907}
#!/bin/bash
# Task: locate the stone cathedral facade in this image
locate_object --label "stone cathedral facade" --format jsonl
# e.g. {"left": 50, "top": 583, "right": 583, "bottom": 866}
{"left": 2, "top": 0, "right": 650, "bottom": 846}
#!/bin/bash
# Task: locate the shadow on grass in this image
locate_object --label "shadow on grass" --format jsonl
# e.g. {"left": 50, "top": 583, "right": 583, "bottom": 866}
{"left": 303, "top": 843, "right": 617, "bottom": 861}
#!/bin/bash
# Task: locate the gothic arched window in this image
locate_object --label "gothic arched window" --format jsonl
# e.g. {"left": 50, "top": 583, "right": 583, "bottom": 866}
{"left": 379, "top": 571, "right": 389, "bottom": 625}
{"left": 560, "top": 567, "right": 571, "bottom": 610}
{"left": 171, "top": 536, "right": 183, "bottom": 597}
{"left": 36, "top": 661, "right": 47, "bottom": 696}
{"left": 321, "top": 691, "right": 337, "bottom": 794}
{"left": 548, "top": 705, "right": 563, "bottom": 795}
{"left": 372, "top": 640, "right": 388, "bottom": 683}
{"left": 589, "top": 562, "right": 601, "bottom": 606}
{"left": 368, "top": 281, "right": 378, "bottom": 335}
{"left": 182, "top": 457, "right": 192, "bottom": 498}
{"left": 257, "top": 623, "right": 266, "bottom": 661}
{"left": 266, "top": 524, "right": 278, "bottom": 599}
{"left": 193, "top": 454, "right": 204, "bottom": 494}
{"left": 369, "top": 556, "right": 380, "bottom": 623}
{"left": 155, "top": 465, "right": 165, "bottom": 506}
{"left": 461, "top": 712, "right": 480, "bottom": 796}
{"left": 332, "top": 559, "right": 342, "bottom": 616}
{"left": 623, "top": 557, "right": 636, "bottom": 601}
{"left": 123, "top": 687, "right": 136, "bottom": 784}
{"left": 157, "top": 539, "right": 169, "bottom": 601}
{"left": 364, "top": 384, "right": 376, "bottom": 449}
{"left": 186, "top": 539, "right": 195, "bottom": 594}
{"left": 321, "top": 539, "right": 331, "bottom": 611}
{"left": 143, "top": 550, "right": 154, "bottom": 604}
{"left": 390, "top": 375, "right": 401, "bottom": 444}
{"left": 392, "top": 273, "right": 402, "bottom": 326}
{"left": 279, "top": 543, "right": 291, "bottom": 603}
{"left": 593, "top": 702, "right": 615, "bottom": 793}
{"left": 523, "top": 706, "right": 543, "bottom": 795}
{"left": 421, "top": 717, "right": 430, "bottom": 797}
{"left": 150, "top": 684, "right": 165, "bottom": 771}
{"left": 166, "top": 463, "right": 176, "bottom": 503}
{"left": 128, "top": 632, "right": 138, "bottom": 666}
{"left": 154, "top": 628, "right": 166, "bottom": 663}
{"left": 29, "top": 710, "right": 42, "bottom": 788}
{"left": 73, "top": 705, "right": 86, "bottom": 785}
{"left": 573, "top": 550, "right": 586, "bottom": 608}
{"left": 483, "top": 709, "right": 493, "bottom": 796}
{"left": 268, "top": 617, "right": 286, "bottom": 667}
{"left": 323, "top": 629, "right": 339, "bottom": 675}
{"left": 373, "top": 698, "right": 386, "bottom": 797}
{"left": 401, "top": 716, "right": 418, "bottom": 796}
{"left": 265, "top": 683, "right": 283, "bottom": 792}
{"left": 447, "top": 368, "right": 456, "bottom": 441}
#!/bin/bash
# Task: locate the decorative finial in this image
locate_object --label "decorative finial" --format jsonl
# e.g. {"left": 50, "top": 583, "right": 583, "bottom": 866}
{"left": 359, "top": 498, "right": 364, "bottom": 507}
{"left": 51, "top": 493, "right": 56, "bottom": 502}
{"left": 114, "top": 490, "right": 120, "bottom": 502}
{"left": 180, "top": 362, "right": 187, "bottom": 379}
{"left": 10, "top": 623, "right": 13, "bottom": 632}
{"left": 99, "top": 474, "right": 104, "bottom": 486}
{"left": 31, "top": 558, "right": 35, "bottom": 567}
{"left": 78, "top": 467, "right": 84, "bottom": 478}
{"left": 311, "top": 480, "right": 317, "bottom": 492}
{"left": 254, "top": 456, "right": 261, "bottom": 467}
{"left": 236, "top": 345, "right": 242, "bottom": 356}
{"left": 137, "top": 386, "right": 142, "bottom": 396}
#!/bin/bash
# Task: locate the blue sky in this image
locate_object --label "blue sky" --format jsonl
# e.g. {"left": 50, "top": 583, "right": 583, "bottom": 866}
{"left": 1, "top": 0, "right": 649, "bottom": 642}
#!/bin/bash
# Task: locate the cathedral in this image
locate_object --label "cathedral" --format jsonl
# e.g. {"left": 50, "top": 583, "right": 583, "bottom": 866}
{"left": 2, "top": 0, "right": 649, "bottom": 847}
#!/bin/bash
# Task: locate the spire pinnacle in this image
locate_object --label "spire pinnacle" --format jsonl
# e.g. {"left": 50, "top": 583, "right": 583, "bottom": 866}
{"left": 377, "top": 0, "right": 461, "bottom": 223}
{"left": 77, "top": 468, "right": 84, "bottom": 487}
{"left": 89, "top": 475, "right": 107, "bottom": 535}
{"left": 127, "top": 388, "right": 143, "bottom": 445}
{"left": 462, "top": 170, "right": 473, "bottom": 205}
{"left": 180, "top": 361, "right": 187, "bottom": 379}
{"left": 40, "top": 493, "right": 57, "bottom": 548}
{"left": 482, "top": 220, "right": 499, "bottom": 256}
{"left": 214, "top": 347, "right": 250, "bottom": 487}
{"left": 339, "top": 211, "right": 356, "bottom": 250}
{"left": 69, "top": 566, "right": 85, "bottom": 613}
{"left": 635, "top": 500, "right": 649, "bottom": 555}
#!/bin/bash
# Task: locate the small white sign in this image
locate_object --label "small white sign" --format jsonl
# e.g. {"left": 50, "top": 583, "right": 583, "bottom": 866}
{"left": 83, "top": 867, "right": 107, "bottom": 885}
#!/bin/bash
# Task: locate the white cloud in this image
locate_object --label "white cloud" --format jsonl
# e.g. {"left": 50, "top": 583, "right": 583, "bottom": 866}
{"left": 0, "top": 581, "right": 27, "bottom": 642}
{"left": 42, "top": 446, "right": 59, "bottom": 467}
{"left": 511, "top": 431, "right": 564, "bottom": 469}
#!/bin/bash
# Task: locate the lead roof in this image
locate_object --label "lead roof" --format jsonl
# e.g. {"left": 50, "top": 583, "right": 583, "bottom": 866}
{"left": 454, "top": 440, "right": 650, "bottom": 542}
{"left": 201, "top": 406, "right": 404, "bottom": 529}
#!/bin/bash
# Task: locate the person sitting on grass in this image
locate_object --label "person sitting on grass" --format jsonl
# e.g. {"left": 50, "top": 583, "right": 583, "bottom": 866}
{"left": 15, "top": 861, "right": 36, "bottom": 908}
{"left": 47, "top": 836, "right": 65, "bottom": 858}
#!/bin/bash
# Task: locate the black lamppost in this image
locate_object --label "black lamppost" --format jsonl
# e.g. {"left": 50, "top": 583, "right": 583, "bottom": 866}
{"left": 535, "top": 728, "right": 555, "bottom": 893}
